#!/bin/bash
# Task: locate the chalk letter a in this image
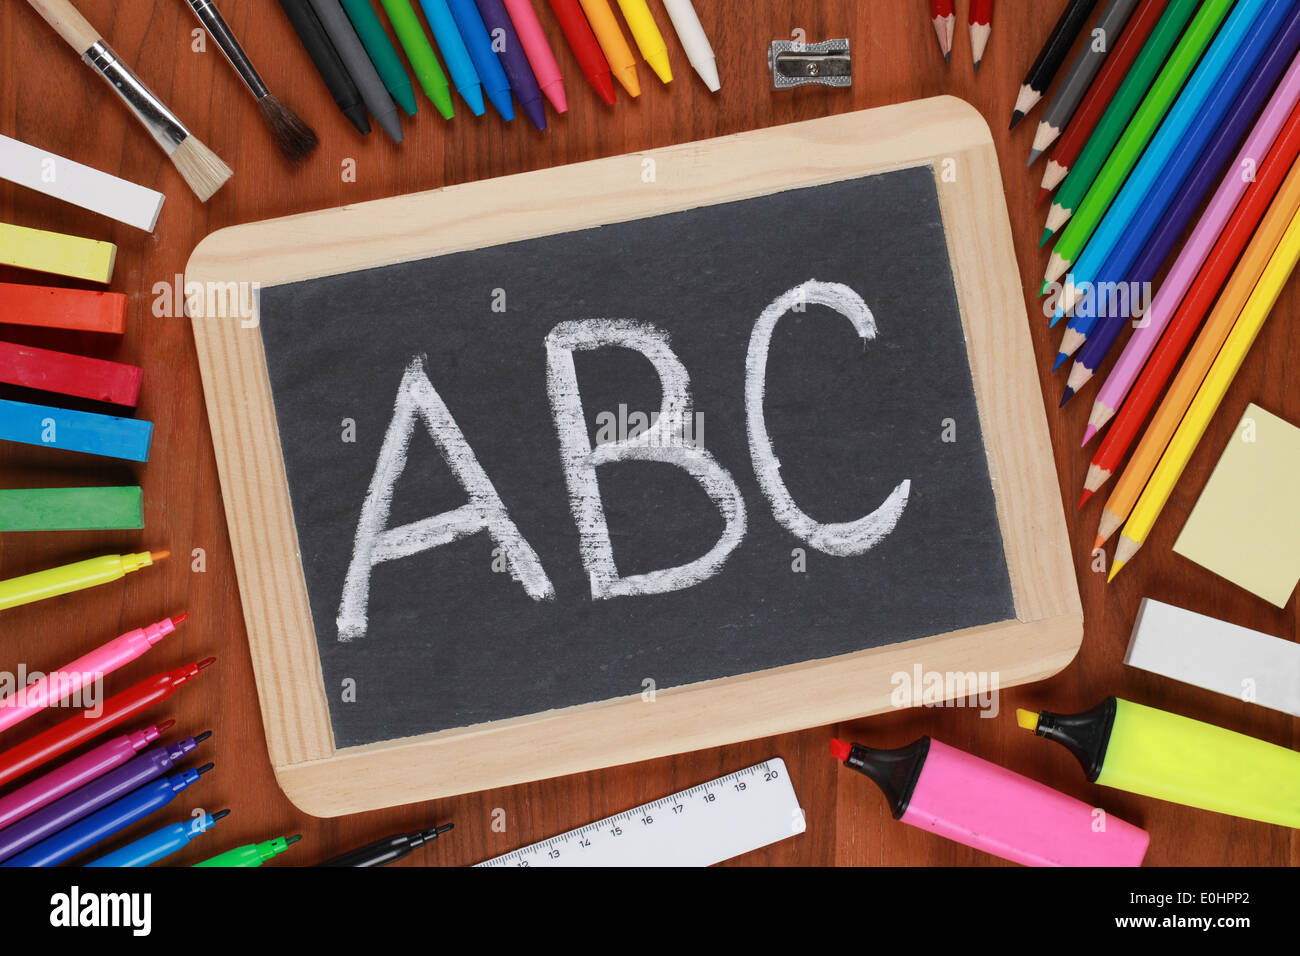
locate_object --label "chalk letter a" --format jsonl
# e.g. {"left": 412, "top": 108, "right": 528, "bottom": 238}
{"left": 336, "top": 357, "right": 554, "bottom": 641}
{"left": 546, "top": 321, "right": 747, "bottom": 599}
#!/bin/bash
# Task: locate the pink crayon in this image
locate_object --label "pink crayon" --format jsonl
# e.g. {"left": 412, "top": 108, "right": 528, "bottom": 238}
{"left": 503, "top": 0, "right": 568, "bottom": 113}
{"left": 832, "top": 737, "right": 1149, "bottom": 866}
{"left": 0, "top": 719, "right": 172, "bottom": 830}
{"left": 0, "top": 615, "right": 188, "bottom": 735}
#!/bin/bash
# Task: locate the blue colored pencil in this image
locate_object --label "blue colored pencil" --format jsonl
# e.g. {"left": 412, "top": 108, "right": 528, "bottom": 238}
{"left": 419, "top": 0, "right": 487, "bottom": 115}
{"left": 1060, "top": 3, "right": 1300, "bottom": 400}
{"left": 85, "top": 810, "right": 228, "bottom": 867}
{"left": 1052, "top": 0, "right": 1282, "bottom": 327}
{"left": 446, "top": 0, "right": 515, "bottom": 120}
{"left": 0, "top": 398, "right": 153, "bottom": 462}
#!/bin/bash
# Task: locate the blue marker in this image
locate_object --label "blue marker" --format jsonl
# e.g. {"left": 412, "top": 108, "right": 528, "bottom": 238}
{"left": 0, "top": 398, "right": 152, "bottom": 462}
{"left": 2, "top": 764, "right": 214, "bottom": 868}
{"left": 419, "top": 0, "right": 487, "bottom": 115}
{"left": 446, "top": 0, "right": 515, "bottom": 120}
{"left": 85, "top": 810, "right": 229, "bottom": 867}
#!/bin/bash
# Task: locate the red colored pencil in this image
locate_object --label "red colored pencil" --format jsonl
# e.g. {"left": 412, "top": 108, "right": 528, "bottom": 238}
{"left": 546, "top": 0, "right": 616, "bottom": 105}
{"left": 970, "top": 0, "right": 994, "bottom": 72}
{"left": 0, "top": 658, "right": 214, "bottom": 789}
{"left": 0, "top": 341, "right": 143, "bottom": 406}
{"left": 1078, "top": 98, "right": 1300, "bottom": 507}
{"left": 931, "top": 0, "right": 956, "bottom": 64}
{"left": 1039, "top": 0, "right": 1170, "bottom": 200}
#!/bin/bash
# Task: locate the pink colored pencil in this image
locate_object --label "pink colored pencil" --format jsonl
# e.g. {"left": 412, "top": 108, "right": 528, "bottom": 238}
{"left": 0, "top": 615, "right": 187, "bottom": 735}
{"left": 503, "top": 0, "right": 568, "bottom": 113}
{"left": 1085, "top": 49, "right": 1300, "bottom": 445}
{"left": 0, "top": 720, "right": 171, "bottom": 830}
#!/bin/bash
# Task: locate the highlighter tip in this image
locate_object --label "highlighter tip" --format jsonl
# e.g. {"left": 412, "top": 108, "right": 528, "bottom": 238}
{"left": 830, "top": 737, "right": 851, "bottom": 761}
{"left": 1015, "top": 708, "right": 1039, "bottom": 732}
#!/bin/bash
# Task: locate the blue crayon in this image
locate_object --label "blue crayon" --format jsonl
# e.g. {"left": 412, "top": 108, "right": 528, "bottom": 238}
{"left": 446, "top": 0, "right": 515, "bottom": 120}
{"left": 0, "top": 398, "right": 152, "bottom": 462}
{"left": 419, "top": 0, "right": 487, "bottom": 115}
{"left": 85, "top": 810, "right": 229, "bottom": 867}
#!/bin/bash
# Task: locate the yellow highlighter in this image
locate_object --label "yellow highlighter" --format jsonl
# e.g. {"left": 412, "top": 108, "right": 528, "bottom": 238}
{"left": 615, "top": 0, "right": 672, "bottom": 84}
{"left": 578, "top": 0, "right": 641, "bottom": 96}
{"left": 1018, "top": 699, "right": 1300, "bottom": 829}
{"left": 0, "top": 550, "right": 169, "bottom": 611}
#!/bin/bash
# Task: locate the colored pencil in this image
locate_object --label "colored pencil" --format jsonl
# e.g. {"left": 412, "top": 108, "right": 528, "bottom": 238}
{"left": 547, "top": 0, "right": 615, "bottom": 104}
{"left": 931, "top": 0, "right": 955, "bottom": 64}
{"left": 970, "top": 0, "right": 993, "bottom": 71}
{"left": 617, "top": 0, "right": 672, "bottom": 83}
{"left": 1011, "top": 0, "right": 1099, "bottom": 129}
{"left": 1042, "top": 0, "right": 1235, "bottom": 279}
{"left": 380, "top": 0, "right": 455, "bottom": 118}
{"left": 1110, "top": 199, "right": 1300, "bottom": 580}
{"left": 475, "top": 0, "right": 546, "bottom": 129}
{"left": 0, "top": 282, "right": 125, "bottom": 334}
{"left": 277, "top": 0, "right": 371, "bottom": 135}
{"left": 1085, "top": 55, "right": 1300, "bottom": 445}
{"left": 307, "top": 0, "right": 404, "bottom": 142}
{"left": 1040, "top": 0, "right": 1170, "bottom": 196}
{"left": 446, "top": 0, "right": 516, "bottom": 120}
{"left": 1063, "top": 13, "right": 1300, "bottom": 399}
{"left": 504, "top": 0, "right": 569, "bottom": 110}
{"left": 419, "top": 0, "right": 487, "bottom": 115}
{"left": 578, "top": 0, "right": 640, "bottom": 97}
{"left": 662, "top": 0, "right": 718, "bottom": 91}
{"left": 1090, "top": 156, "right": 1300, "bottom": 542}
{"left": 1030, "top": 0, "right": 1140, "bottom": 165}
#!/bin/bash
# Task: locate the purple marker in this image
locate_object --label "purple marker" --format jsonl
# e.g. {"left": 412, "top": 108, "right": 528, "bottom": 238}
{"left": 0, "top": 720, "right": 171, "bottom": 831}
{"left": 474, "top": 0, "right": 548, "bottom": 130}
{"left": 0, "top": 730, "right": 209, "bottom": 863}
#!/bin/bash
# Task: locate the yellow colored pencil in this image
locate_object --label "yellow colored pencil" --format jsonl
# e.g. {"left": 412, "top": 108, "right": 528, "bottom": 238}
{"left": 615, "top": 0, "right": 672, "bottom": 84}
{"left": 0, "top": 551, "right": 169, "bottom": 611}
{"left": 1095, "top": 159, "right": 1300, "bottom": 550}
{"left": 578, "top": 0, "right": 641, "bottom": 96}
{"left": 1110, "top": 199, "right": 1300, "bottom": 580}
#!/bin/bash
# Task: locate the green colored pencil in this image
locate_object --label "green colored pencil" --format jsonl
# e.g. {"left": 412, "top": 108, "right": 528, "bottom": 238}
{"left": 1039, "top": 0, "right": 1209, "bottom": 266}
{"left": 339, "top": 0, "right": 419, "bottom": 116}
{"left": 379, "top": 0, "right": 455, "bottom": 119}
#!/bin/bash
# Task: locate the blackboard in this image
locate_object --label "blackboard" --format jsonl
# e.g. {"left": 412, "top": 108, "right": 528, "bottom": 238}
{"left": 260, "top": 169, "right": 1014, "bottom": 747}
{"left": 189, "top": 103, "right": 1081, "bottom": 814}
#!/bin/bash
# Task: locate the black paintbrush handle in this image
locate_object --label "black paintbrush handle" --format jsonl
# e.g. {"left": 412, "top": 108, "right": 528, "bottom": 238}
{"left": 186, "top": 0, "right": 270, "bottom": 100}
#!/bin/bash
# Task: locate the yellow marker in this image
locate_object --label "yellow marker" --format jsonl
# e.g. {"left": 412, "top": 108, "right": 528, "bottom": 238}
{"left": 1111, "top": 198, "right": 1300, "bottom": 579}
{"left": 1022, "top": 698, "right": 1300, "bottom": 828}
{"left": 615, "top": 0, "right": 672, "bottom": 84}
{"left": 0, "top": 222, "right": 116, "bottom": 284}
{"left": 0, "top": 550, "right": 168, "bottom": 611}
{"left": 578, "top": 0, "right": 641, "bottom": 97}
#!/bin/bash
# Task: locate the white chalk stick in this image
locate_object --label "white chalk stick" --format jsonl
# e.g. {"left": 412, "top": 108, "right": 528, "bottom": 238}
{"left": 1125, "top": 598, "right": 1300, "bottom": 717}
{"left": 0, "top": 135, "right": 164, "bottom": 232}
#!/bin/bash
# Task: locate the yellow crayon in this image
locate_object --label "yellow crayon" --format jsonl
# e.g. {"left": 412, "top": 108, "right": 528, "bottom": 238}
{"left": 0, "top": 550, "right": 168, "bottom": 611}
{"left": 0, "top": 222, "right": 116, "bottom": 284}
{"left": 578, "top": 0, "right": 641, "bottom": 96}
{"left": 615, "top": 0, "right": 672, "bottom": 84}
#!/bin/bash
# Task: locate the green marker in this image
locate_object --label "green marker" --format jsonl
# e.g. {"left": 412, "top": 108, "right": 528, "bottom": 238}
{"left": 339, "top": 0, "right": 420, "bottom": 116}
{"left": 1039, "top": 0, "right": 1202, "bottom": 256}
{"left": 380, "top": 0, "right": 455, "bottom": 119}
{"left": 194, "top": 834, "right": 302, "bottom": 867}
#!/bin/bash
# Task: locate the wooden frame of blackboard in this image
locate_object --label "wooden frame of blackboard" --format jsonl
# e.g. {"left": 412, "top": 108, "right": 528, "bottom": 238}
{"left": 187, "top": 97, "right": 1081, "bottom": 817}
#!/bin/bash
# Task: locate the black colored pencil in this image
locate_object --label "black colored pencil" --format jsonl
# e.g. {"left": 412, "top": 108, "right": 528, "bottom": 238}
{"left": 277, "top": 0, "right": 370, "bottom": 135}
{"left": 1010, "top": 0, "right": 1100, "bottom": 129}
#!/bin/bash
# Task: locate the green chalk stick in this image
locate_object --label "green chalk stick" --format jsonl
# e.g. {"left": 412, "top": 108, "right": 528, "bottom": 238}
{"left": 340, "top": 0, "right": 420, "bottom": 116}
{"left": 380, "top": 0, "right": 455, "bottom": 119}
{"left": 0, "top": 487, "right": 143, "bottom": 532}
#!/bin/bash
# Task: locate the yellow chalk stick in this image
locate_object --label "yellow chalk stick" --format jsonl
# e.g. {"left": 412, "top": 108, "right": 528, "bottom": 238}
{"left": 0, "top": 222, "right": 116, "bottom": 284}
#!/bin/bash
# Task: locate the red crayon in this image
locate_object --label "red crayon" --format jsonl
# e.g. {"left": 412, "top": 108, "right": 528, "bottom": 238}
{"left": 0, "top": 340, "right": 143, "bottom": 406}
{"left": 0, "top": 658, "right": 215, "bottom": 790}
{"left": 547, "top": 0, "right": 616, "bottom": 105}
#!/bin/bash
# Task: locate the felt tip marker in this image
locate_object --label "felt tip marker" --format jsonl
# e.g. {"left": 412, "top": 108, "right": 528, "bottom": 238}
{"left": 317, "top": 823, "right": 454, "bottom": 866}
{"left": 86, "top": 809, "right": 230, "bottom": 867}
{"left": 1019, "top": 698, "right": 1300, "bottom": 829}
{"left": 195, "top": 833, "right": 303, "bottom": 867}
{"left": 832, "top": 737, "right": 1149, "bottom": 866}
{"left": 0, "top": 550, "right": 168, "bottom": 612}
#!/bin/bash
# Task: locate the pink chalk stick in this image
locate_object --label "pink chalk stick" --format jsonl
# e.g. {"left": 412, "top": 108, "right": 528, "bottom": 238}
{"left": 503, "top": 0, "right": 568, "bottom": 113}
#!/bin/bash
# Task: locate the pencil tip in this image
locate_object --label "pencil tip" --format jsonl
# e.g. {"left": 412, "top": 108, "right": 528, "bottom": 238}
{"left": 1078, "top": 489, "right": 1092, "bottom": 510}
{"left": 1009, "top": 111, "right": 1024, "bottom": 130}
{"left": 1092, "top": 534, "right": 1105, "bottom": 552}
{"left": 1082, "top": 425, "right": 1098, "bottom": 446}
{"left": 1107, "top": 561, "right": 1124, "bottom": 582}
{"left": 1059, "top": 386, "right": 1074, "bottom": 406}
{"left": 1052, "top": 353, "right": 1068, "bottom": 372}
{"left": 1028, "top": 149, "right": 1042, "bottom": 166}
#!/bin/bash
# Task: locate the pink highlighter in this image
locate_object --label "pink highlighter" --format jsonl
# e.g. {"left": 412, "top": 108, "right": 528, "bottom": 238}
{"left": 832, "top": 737, "right": 1149, "bottom": 866}
{"left": 0, "top": 615, "right": 187, "bottom": 735}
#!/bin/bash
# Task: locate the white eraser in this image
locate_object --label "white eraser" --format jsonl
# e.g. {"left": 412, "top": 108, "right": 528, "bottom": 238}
{"left": 1125, "top": 598, "right": 1300, "bottom": 717}
{"left": 0, "top": 134, "right": 165, "bottom": 232}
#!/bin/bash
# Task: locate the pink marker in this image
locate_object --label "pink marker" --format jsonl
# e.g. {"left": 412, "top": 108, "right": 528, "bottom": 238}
{"left": 0, "top": 615, "right": 188, "bottom": 735}
{"left": 1087, "top": 50, "right": 1300, "bottom": 445}
{"left": 0, "top": 719, "right": 172, "bottom": 830}
{"left": 503, "top": 0, "right": 568, "bottom": 113}
{"left": 832, "top": 737, "right": 1149, "bottom": 866}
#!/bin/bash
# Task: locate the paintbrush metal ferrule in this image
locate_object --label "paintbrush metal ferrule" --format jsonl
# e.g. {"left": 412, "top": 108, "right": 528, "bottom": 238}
{"left": 187, "top": 0, "right": 271, "bottom": 100}
{"left": 82, "top": 41, "right": 191, "bottom": 155}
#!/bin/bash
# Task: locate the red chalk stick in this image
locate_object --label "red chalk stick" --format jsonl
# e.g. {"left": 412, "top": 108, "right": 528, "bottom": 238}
{"left": 0, "top": 340, "right": 143, "bottom": 406}
{"left": 0, "top": 281, "right": 126, "bottom": 334}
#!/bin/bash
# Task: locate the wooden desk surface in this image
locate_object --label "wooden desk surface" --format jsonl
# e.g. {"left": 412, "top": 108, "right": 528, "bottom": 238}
{"left": 0, "top": 0, "right": 1295, "bottom": 867}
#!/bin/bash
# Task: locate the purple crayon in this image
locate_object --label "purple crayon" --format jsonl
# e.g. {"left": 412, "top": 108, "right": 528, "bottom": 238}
{"left": 474, "top": 0, "right": 548, "bottom": 130}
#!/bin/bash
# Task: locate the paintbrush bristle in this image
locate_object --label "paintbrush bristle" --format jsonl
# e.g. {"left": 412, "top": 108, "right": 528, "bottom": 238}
{"left": 258, "top": 94, "right": 319, "bottom": 163}
{"left": 170, "top": 135, "right": 233, "bottom": 202}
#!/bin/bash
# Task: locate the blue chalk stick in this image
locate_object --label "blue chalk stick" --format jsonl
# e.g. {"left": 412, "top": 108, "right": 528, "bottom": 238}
{"left": 0, "top": 398, "right": 153, "bottom": 462}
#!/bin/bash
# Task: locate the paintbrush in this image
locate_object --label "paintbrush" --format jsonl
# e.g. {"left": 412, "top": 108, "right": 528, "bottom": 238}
{"left": 23, "top": 0, "right": 232, "bottom": 202}
{"left": 184, "top": 0, "right": 318, "bottom": 162}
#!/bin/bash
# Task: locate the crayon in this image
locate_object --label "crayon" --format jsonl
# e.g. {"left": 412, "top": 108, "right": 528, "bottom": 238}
{"left": 418, "top": 0, "right": 487, "bottom": 115}
{"left": 547, "top": 0, "right": 615, "bottom": 104}
{"left": 277, "top": 0, "right": 372, "bottom": 135}
{"left": 474, "top": 0, "right": 546, "bottom": 129}
{"left": 339, "top": 0, "right": 419, "bottom": 115}
{"left": 379, "top": 0, "right": 455, "bottom": 118}
{"left": 503, "top": 0, "right": 568, "bottom": 111}
{"left": 616, "top": 0, "right": 672, "bottom": 84}
{"left": 578, "top": 0, "right": 639, "bottom": 97}
{"left": 307, "top": 0, "right": 404, "bottom": 142}
{"left": 446, "top": 0, "right": 515, "bottom": 119}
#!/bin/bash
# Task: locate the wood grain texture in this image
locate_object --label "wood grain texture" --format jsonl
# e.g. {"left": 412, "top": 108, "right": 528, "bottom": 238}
{"left": 1, "top": 0, "right": 1296, "bottom": 864}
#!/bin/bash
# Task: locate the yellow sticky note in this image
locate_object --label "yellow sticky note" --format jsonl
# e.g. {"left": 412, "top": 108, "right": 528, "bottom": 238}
{"left": 1174, "top": 404, "right": 1300, "bottom": 607}
{"left": 0, "top": 221, "right": 116, "bottom": 284}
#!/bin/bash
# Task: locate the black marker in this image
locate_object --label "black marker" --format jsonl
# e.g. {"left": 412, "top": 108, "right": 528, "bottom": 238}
{"left": 317, "top": 823, "right": 453, "bottom": 867}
